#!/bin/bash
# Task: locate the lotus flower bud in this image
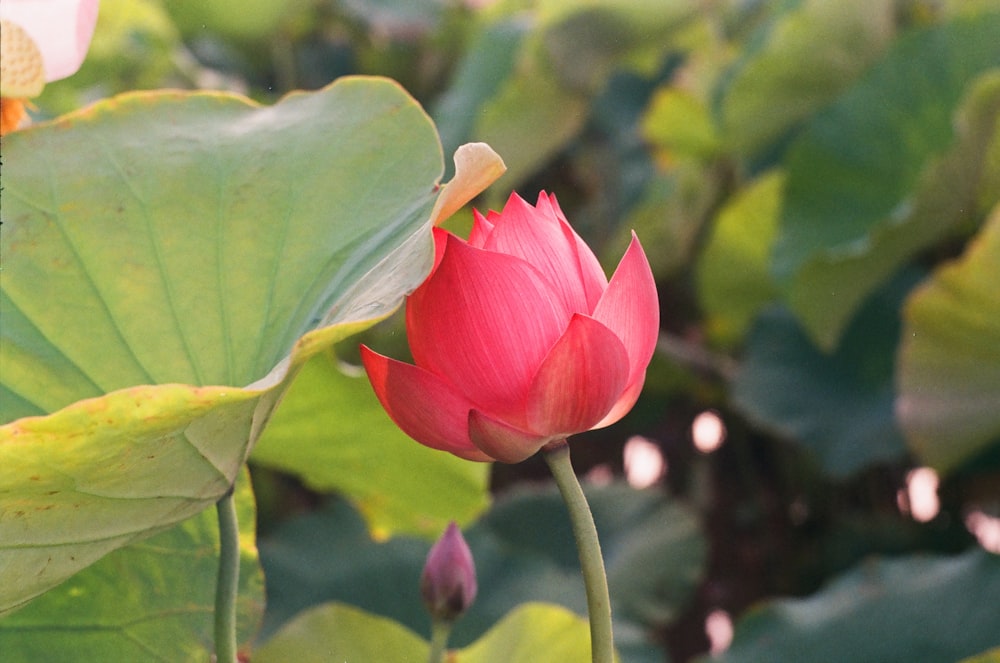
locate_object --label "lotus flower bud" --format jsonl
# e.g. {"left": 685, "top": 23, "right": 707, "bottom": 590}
{"left": 420, "top": 522, "right": 477, "bottom": 622}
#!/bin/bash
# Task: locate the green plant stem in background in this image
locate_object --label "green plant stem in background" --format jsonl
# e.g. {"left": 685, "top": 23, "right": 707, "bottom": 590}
{"left": 214, "top": 487, "right": 240, "bottom": 663}
{"left": 543, "top": 441, "right": 614, "bottom": 663}
{"left": 427, "top": 618, "right": 453, "bottom": 663}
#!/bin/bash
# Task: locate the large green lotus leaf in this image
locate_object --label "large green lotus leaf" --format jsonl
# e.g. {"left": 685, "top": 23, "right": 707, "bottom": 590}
{"left": 961, "top": 647, "right": 1000, "bottom": 663}
{"left": 257, "top": 483, "right": 702, "bottom": 662}
{"left": 253, "top": 601, "right": 593, "bottom": 663}
{"left": 731, "top": 271, "right": 919, "bottom": 477}
{"left": 705, "top": 549, "right": 1000, "bottom": 663}
{"left": 0, "top": 470, "right": 263, "bottom": 662}
{"left": 250, "top": 349, "right": 490, "bottom": 539}
{"left": 773, "top": 14, "right": 1000, "bottom": 349}
{"left": 719, "top": 0, "right": 894, "bottom": 154}
{"left": 0, "top": 78, "right": 505, "bottom": 613}
{"left": 695, "top": 170, "right": 784, "bottom": 346}
{"left": 253, "top": 602, "right": 428, "bottom": 663}
{"left": 642, "top": 87, "right": 722, "bottom": 161}
{"left": 456, "top": 602, "right": 593, "bottom": 663}
{"left": 897, "top": 205, "right": 1000, "bottom": 474}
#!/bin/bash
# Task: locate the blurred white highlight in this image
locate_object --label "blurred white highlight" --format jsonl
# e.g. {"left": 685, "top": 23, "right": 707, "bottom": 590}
{"left": 692, "top": 410, "right": 726, "bottom": 453}
{"left": 585, "top": 463, "right": 614, "bottom": 486}
{"left": 623, "top": 436, "right": 665, "bottom": 488}
{"left": 705, "top": 608, "right": 733, "bottom": 654}
{"left": 900, "top": 467, "right": 940, "bottom": 523}
{"left": 965, "top": 510, "right": 1000, "bottom": 554}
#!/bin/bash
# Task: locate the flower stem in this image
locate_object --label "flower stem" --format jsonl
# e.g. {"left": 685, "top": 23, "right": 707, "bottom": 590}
{"left": 427, "top": 618, "right": 452, "bottom": 663}
{"left": 215, "top": 486, "right": 240, "bottom": 663}
{"left": 543, "top": 441, "right": 614, "bottom": 663}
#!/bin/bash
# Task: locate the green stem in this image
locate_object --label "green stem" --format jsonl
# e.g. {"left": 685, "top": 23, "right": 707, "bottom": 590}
{"left": 427, "top": 618, "right": 452, "bottom": 663}
{"left": 215, "top": 487, "right": 240, "bottom": 663}
{"left": 543, "top": 441, "right": 614, "bottom": 663}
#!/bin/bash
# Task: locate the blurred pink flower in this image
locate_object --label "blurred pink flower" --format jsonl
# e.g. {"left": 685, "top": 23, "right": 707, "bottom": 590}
{"left": 1, "top": 0, "right": 98, "bottom": 133}
{"left": 362, "top": 191, "right": 659, "bottom": 463}
{"left": 1, "top": 0, "right": 99, "bottom": 84}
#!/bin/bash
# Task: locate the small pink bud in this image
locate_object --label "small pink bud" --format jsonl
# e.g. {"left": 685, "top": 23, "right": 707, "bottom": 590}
{"left": 420, "top": 522, "right": 477, "bottom": 622}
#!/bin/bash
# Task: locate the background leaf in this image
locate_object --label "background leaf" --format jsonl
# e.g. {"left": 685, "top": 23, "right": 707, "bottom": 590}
{"left": 456, "top": 602, "right": 593, "bottom": 663}
{"left": 773, "top": 14, "right": 1000, "bottom": 348}
{"left": 897, "top": 205, "right": 1000, "bottom": 474}
{"left": 718, "top": 0, "right": 894, "bottom": 155}
{"left": 695, "top": 170, "right": 783, "bottom": 346}
{"left": 257, "top": 482, "right": 704, "bottom": 662}
{"left": 706, "top": 549, "right": 1000, "bottom": 663}
{"left": 731, "top": 270, "right": 919, "bottom": 477}
{"left": 254, "top": 601, "right": 594, "bottom": 663}
{"left": 254, "top": 602, "right": 428, "bottom": 663}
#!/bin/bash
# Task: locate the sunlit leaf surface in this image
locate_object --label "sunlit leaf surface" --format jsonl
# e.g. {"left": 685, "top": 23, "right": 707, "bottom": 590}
{"left": 897, "top": 205, "right": 1000, "bottom": 474}
{"left": 0, "top": 78, "right": 502, "bottom": 636}
{"left": 253, "top": 600, "right": 593, "bottom": 663}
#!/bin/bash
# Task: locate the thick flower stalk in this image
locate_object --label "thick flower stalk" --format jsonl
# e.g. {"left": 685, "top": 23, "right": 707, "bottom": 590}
{"left": 361, "top": 191, "right": 659, "bottom": 463}
{"left": 0, "top": 0, "right": 99, "bottom": 134}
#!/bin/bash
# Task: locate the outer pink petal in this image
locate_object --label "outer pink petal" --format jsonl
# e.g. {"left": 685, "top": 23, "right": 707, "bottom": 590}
{"left": 483, "top": 192, "right": 597, "bottom": 314}
{"left": 468, "top": 409, "right": 554, "bottom": 463}
{"left": 2, "top": 0, "right": 99, "bottom": 81}
{"left": 426, "top": 227, "right": 450, "bottom": 277}
{"left": 592, "top": 369, "right": 646, "bottom": 430}
{"left": 526, "top": 314, "right": 629, "bottom": 436}
{"left": 591, "top": 233, "right": 659, "bottom": 392}
{"left": 406, "top": 234, "right": 571, "bottom": 423}
{"left": 360, "top": 345, "right": 492, "bottom": 462}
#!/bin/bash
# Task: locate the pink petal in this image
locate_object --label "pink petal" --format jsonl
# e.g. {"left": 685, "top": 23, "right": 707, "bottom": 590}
{"left": 468, "top": 409, "right": 553, "bottom": 463}
{"left": 468, "top": 209, "right": 494, "bottom": 248}
{"left": 482, "top": 192, "right": 602, "bottom": 314}
{"left": 360, "top": 345, "right": 492, "bottom": 462}
{"left": 406, "top": 234, "right": 572, "bottom": 423}
{"left": 592, "top": 369, "right": 647, "bottom": 430}
{"left": 426, "top": 227, "right": 450, "bottom": 277}
{"left": 1, "top": 0, "right": 99, "bottom": 82}
{"left": 591, "top": 232, "right": 659, "bottom": 390}
{"left": 526, "top": 314, "right": 629, "bottom": 436}
{"left": 537, "top": 192, "right": 608, "bottom": 310}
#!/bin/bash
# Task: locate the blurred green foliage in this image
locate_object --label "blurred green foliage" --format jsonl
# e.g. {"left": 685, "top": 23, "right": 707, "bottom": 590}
{"left": 10, "top": 0, "right": 1000, "bottom": 660}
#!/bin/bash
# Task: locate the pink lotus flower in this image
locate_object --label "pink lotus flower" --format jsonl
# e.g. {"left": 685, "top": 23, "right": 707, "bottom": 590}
{"left": 361, "top": 192, "right": 659, "bottom": 463}
{"left": 1, "top": 0, "right": 99, "bottom": 134}
{"left": 0, "top": 0, "right": 99, "bottom": 92}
